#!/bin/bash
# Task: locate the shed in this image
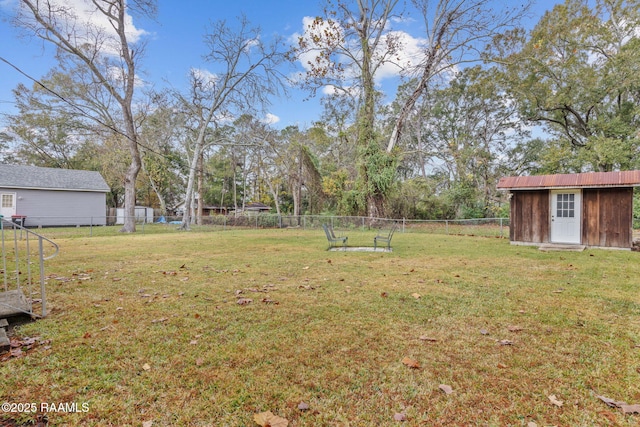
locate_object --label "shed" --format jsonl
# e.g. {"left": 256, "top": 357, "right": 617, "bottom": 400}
{"left": 115, "top": 206, "right": 154, "bottom": 224}
{"left": 0, "top": 164, "right": 110, "bottom": 227}
{"left": 497, "top": 170, "right": 640, "bottom": 249}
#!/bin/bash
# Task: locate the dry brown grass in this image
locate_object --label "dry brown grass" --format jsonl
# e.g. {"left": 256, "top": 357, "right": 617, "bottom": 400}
{"left": 1, "top": 229, "right": 639, "bottom": 426}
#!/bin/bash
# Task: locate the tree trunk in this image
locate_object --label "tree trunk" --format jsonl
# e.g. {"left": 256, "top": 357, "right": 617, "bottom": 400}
{"left": 197, "top": 151, "right": 204, "bottom": 225}
{"left": 120, "top": 158, "right": 140, "bottom": 232}
{"left": 119, "top": 113, "right": 141, "bottom": 233}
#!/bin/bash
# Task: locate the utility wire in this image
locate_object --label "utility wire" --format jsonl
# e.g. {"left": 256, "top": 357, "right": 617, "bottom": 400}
{"left": 0, "top": 55, "right": 135, "bottom": 144}
{"left": 0, "top": 56, "right": 260, "bottom": 173}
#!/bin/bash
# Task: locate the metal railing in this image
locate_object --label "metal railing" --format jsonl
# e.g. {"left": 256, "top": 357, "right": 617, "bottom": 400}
{"left": 0, "top": 217, "right": 59, "bottom": 318}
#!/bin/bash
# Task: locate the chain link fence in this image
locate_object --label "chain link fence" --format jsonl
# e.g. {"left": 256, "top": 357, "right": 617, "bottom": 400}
{"left": 13, "top": 214, "right": 511, "bottom": 239}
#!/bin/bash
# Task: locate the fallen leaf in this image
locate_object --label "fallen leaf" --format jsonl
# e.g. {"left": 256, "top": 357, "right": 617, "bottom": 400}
{"left": 419, "top": 335, "right": 437, "bottom": 342}
{"left": 507, "top": 325, "right": 523, "bottom": 332}
{"left": 237, "top": 298, "right": 253, "bottom": 305}
{"left": 480, "top": 329, "right": 489, "bottom": 335}
{"left": 297, "top": 401, "right": 310, "bottom": 411}
{"left": 402, "top": 357, "right": 420, "bottom": 369}
{"left": 497, "top": 363, "right": 508, "bottom": 369}
{"left": 527, "top": 422, "right": 538, "bottom": 427}
{"left": 142, "top": 363, "right": 151, "bottom": 371}
{"left": 597, "top": 395, "right": 626, "bottom": 408}
{"left": 439, "top": 384, "right": 453, "bottom": 395}
{"left": 548, "top": 394, "right": 563, "bottom": 407}
{"left": 253, "top": 411, "right": 288, "bottom": 427}
{"left": 151, "top": 317, "right": 168, "bottom": 323}
{"left": 411, "top": 293, "right": 421, "bottom": 299}
{"left": 393, "top": 412, "right": 407, "bottom": 421}
{"left": 621, "top": 404, "right": 640, "bottom": 414}
{"left": 189, "top": 340, "right": 198, "bottom": 345}
{"left": 498, "top": 339, "right": 513, "bottom": 346}
{"left": 142, "top": 421, "right": 153, "bottom": 427}
{"left": 380, "top": 292, "right": 388, "bottom": 297}
{"left": 261, "top": 298, "right": 279, "bottom": 304}
{"left": 195, "top": 358, "right": 204, "bottom": 366}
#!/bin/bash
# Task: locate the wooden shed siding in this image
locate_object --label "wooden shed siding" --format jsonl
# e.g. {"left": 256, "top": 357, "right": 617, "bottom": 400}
{"left": 511, "top": 190, "right": 549, "bottom": 243}
{"left": 582, "top": 188, "right": 632, "bottom": 248}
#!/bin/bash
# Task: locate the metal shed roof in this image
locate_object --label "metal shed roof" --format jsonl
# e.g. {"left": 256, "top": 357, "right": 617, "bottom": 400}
{"left": 0, "top": 164, "right": 110, "bottom": 192}
{"left": 497, "top": 170, "right": 640, "bottom": 190}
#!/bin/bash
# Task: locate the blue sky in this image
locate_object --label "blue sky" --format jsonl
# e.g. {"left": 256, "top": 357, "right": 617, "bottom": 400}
{"left": 0, "top": 0, "right": 559, "bottom": 131}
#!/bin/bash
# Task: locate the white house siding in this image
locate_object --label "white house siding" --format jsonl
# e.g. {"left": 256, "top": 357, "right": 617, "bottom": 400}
{"left": 4, "top": 188, "right": 107, "bottom": 227}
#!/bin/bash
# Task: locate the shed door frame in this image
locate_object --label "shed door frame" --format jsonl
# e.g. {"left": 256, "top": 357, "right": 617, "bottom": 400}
{"left": 0, "top": 192, "right": 17, "bottom": 219}
{"left": 550, "top": 189, "right": 582, "bottom": 244}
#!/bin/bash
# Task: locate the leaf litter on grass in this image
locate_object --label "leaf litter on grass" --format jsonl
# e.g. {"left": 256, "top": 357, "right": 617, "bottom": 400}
{"left": 6, "top": 230, "right": 640, "bottom": 426}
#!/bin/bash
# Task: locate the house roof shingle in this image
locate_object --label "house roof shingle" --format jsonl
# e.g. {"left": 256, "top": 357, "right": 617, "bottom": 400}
{"left": 0, "top": 164, "right": 110, "bottom": 192}
{"left": 497, "top": 170, "right": 640, "bottom": 190}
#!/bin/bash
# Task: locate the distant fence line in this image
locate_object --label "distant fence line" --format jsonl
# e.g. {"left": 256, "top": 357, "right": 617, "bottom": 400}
{"left": 11, "top": 214, "right": 512, "bottom": 239}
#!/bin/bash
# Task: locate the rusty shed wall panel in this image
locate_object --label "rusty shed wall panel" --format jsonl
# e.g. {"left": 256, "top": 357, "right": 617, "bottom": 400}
{"left": 511, "top": 190, "right": 549, "bottom": 243}
{"left": 582, "top": 188, "right": 633, "bottom": 248}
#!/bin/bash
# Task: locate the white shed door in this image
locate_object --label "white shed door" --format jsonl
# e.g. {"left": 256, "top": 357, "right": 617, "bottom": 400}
{"left": 551, "top": 190, "right": 581, "bottom": 244}
{"left": 0, "top": 193, "right": 16, "bottom": 219}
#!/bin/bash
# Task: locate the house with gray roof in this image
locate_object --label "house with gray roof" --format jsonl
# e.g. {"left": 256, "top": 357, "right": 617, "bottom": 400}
{"left": 0, "top": 164, "right": 110, "bottom": 227}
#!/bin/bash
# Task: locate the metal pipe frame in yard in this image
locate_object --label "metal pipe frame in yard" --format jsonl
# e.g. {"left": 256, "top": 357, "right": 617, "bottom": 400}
{"left": 0, "top": 218, "right": 59, "bottom": 318}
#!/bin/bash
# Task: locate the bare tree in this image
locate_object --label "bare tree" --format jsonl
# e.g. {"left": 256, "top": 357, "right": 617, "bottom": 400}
{"left": 386, "top": 0, "right": 530, "bottom": 153}
{"left": 14, "top": 0, "right": 156, "bottom": 232}
{"left": 177, "top": 15, "right": 288, "bottom": 230}
{"left": 294, "top": 0, "right": 402, "bottom": 217}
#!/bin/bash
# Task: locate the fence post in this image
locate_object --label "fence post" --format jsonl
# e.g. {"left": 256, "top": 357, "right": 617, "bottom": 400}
{"left": 446, "top": 220, "right": 449, "bottom": 235}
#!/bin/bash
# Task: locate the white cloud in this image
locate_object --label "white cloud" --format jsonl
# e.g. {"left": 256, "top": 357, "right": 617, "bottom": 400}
{"left": 373, "top": 30, "right": 427, "bottom": 82}
{"left": 261, "top": 113, "right": 280, "bottom": 125}
{"left": 190, "top": 68, "right": 219, "bottom": 86}
{"left": 18, "top": 0, "right": 149, "bottom": 56}
{"left": 291, "top": 16, "right": 428, "bottom": 89}
{"left": 322, "top": 84, "right": 360, "bottom": 98}
{"left": 244, "top": 37, "right": 261, "bottom": 52}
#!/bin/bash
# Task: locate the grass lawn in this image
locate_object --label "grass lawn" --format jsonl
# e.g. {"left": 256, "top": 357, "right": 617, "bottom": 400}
{"left": 1, "top": 228, "right": 639, "bottom": 426}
